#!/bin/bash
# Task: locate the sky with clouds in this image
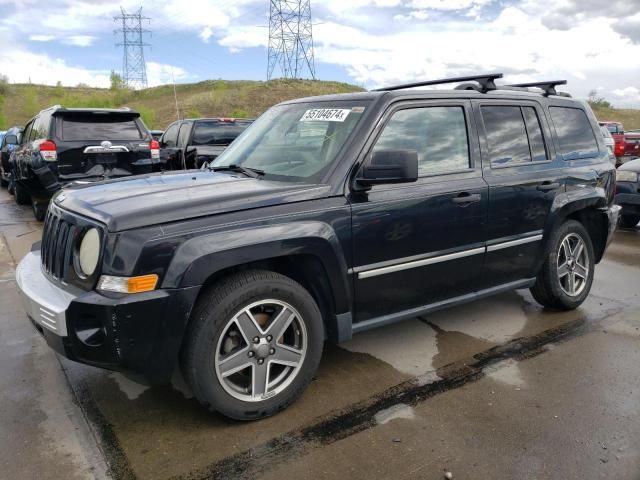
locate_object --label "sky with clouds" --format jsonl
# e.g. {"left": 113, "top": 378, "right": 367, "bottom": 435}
{"left": 0, "top": 0, "right": 638, "bottom": 107}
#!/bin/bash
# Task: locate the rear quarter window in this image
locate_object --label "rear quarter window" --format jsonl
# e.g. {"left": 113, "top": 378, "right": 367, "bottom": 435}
{"left": 550, "top": 107, "right": 599, "bottom": 160}
{"left": 59, "top": 115, "right": 143, "bottom": 141}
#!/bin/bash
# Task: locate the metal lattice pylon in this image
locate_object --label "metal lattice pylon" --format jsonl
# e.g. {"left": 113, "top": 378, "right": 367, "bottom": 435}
{"left": 267, "top": 0, "right": 316, "bottom": 80}
{"left": 114, "top": 7, "right": 150, "bottom": 89}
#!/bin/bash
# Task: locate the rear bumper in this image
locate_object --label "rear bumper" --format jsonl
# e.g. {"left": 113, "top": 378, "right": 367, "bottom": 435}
{"left": 16, "top": 250, "right": 200, "bottom": 384}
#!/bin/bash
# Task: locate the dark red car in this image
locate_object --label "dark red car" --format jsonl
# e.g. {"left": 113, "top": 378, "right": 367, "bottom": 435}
{"left": 624, "top": 129, "right": 640, "bottom": 159}
{"left": 599, "top": 121, "right": 626, "bottom": 163}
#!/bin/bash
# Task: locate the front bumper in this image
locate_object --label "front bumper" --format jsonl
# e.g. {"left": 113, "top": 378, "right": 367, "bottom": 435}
{"left": 604, "top": 204, "right": 622, "bottom": 250}
{"left": 615, "top": 193, "right": 640, "bottom": 216}
{"left": 16, "top": 251, "right": 200, "bottom": 384}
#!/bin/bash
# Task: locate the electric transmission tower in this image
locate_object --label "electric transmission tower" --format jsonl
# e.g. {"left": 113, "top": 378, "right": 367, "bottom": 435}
{"left": 267, "top": 0, "right": 316, "bottom": 80}
{"left": 114, "top": 7, "right": 150, "bottom": 89}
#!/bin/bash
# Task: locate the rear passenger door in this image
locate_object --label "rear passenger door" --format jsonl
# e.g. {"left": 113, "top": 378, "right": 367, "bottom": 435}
{"left": 474, "top": 100, "right": 561, "bottom": 287}
{"left": 351, "top": 101, "right": 488, "bottom": 323}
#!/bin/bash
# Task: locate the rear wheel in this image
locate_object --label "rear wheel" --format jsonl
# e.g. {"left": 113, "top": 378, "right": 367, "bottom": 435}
{"left": 530, "top": 220, "right": 595, "bottom": 311}
{"left": 14, "top": 182, "right": 30, "bottom": 205}
{"left": 620, "top": 215, "right": 639, "bottom": 229}
{"left": 181, "top": 270, "right": 324, "bottom": 420}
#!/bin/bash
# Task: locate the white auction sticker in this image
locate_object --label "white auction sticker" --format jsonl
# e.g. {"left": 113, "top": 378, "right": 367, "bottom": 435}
{"left": 300, "top": 109, "right": 351, "bottom": 122}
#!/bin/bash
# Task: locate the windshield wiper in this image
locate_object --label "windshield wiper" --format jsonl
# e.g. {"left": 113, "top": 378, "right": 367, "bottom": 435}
{"left": 209, "top": 164, "right": 264, "bottom": 178}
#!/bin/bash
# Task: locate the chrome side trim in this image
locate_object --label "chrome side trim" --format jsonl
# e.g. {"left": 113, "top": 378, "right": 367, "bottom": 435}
{"left": 358, "top": 247, "right": 485, "bottom": 279}
{"left": 486, "top": 234, "right": 543, "bottom": 252}
{"left": 83, "top": 145, "right": 130, "bottom": 153}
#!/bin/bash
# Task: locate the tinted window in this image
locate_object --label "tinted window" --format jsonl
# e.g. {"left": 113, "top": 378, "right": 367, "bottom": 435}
{"left": 33, "top": 110, "right": 52, "bottom": 140}
{"left": 22, "top": 121, "right": 34, "bottom": 143}
{"left": 177, "top": 122, "right": 192, "bottom": 147}
{"left": 192, "top": 121, "right": 251, "bottom": 146}
{"left": 162, "top": 123, "right": 179, "bottom": 147}
{"left": 522, "top": 107, "right": 547, "bottom": 162}
{"left": 60, "top": 115, "right": 143, "bottom": 141}
{"left": 482, "top": 106, "right": 531, "bottom": 165}
{"left": 550, "top": 107, "right": 599, "bottom": 160}
{"left": 372, "top": 106, "right": 470, "bottom": 176}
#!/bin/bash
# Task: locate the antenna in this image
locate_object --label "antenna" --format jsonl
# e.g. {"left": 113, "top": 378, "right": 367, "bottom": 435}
{"left": 171, "top": 67, "right": 180, "bottom": 120}
{"left": 114, "top": 7, "right": 150, "bottom": 89}
{"left": 267, "top": 0, "right": 316, "bottom": 80}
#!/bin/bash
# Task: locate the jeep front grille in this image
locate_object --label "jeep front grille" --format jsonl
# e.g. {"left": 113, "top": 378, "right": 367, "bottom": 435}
{"left": 41, "top": 207, "right": 77, "bottom": 280}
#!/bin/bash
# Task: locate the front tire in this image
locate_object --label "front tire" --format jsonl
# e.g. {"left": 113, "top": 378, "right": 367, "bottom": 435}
{"left": 620, "top": 215, "right": 639, "bottom": 229}
{"left": 530, "top": 220, "right": 595, "bottom": 311}
{"left": 181, "top": 270, "right": 324, "bottom": 420}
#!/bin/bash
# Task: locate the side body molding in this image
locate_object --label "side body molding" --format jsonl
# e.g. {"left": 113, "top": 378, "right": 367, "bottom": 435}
{"left": 162, "top": 221, "right": 353, "bottom": 317}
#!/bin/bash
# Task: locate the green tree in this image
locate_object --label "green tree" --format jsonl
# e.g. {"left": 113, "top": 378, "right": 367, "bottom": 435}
{"left": 110, "top": 71, "right": 125, "bottom": 91}
{"left": 587, "top": 89, "right": 612, "bottom": 109}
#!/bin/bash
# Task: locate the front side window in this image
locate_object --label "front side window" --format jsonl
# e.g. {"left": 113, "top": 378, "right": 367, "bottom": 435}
{"left": 372, "top": 106, "right": 470, "bottom": 176}
{"left": 550, "top": 107, "right": 599, "bottom": 160}
{"left": 59, "top": 114, "right": 143, "bottom": 141}
{"left": 212, "top": 101, "right": 369, "bottom": 182}
{"left": 162, "top": 123, "right": 179, "bottom": 147}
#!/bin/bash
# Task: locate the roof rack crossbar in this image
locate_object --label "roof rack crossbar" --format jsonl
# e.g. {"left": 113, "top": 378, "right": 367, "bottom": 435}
{"left": 373, "top": 73, "right": 503, "bottom": 93}
{"left": 507, "top": 80, "right": 567, "bottom": 97}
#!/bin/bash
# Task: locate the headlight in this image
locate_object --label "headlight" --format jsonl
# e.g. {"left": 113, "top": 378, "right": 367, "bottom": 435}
{"left": 617, "top": 170, "right": 639, "bottom": 183}
{"left": 77, "top": 228, "right": 100, "bottom": 276}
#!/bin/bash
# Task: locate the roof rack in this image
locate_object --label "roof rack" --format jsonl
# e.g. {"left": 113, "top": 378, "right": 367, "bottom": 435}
{"left": 507, "top": 80, "right": 570, "bottom": 97}
{"left": 373, "top": 73, "right": 503, "bottom": 93}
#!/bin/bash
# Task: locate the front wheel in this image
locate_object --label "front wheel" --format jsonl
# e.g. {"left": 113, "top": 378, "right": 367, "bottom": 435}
{"left": 181, "top": 270, "right": 324, "bottom": 420}
{"left": 620, "top": 215, "right": 639, "bottom": 229}
{"left": 530, "top": 220, "right": 595, "bottom": 311}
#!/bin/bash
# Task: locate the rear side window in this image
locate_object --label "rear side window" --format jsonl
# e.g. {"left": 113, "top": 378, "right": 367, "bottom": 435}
{"left": 372, "top": 106, "right": 470, "bottom": 176}
{"left": 32, "top": 110, "right": 52, "bottom": 140}
{"left": 482, "top": 106, "right": 531, "bottom": 166}
{"left": 192, "top": 121, "right": 250, "bottom": 146}
{"left": 59, "top": 115, "right": 143, "bottom": 141}
{"left": 522, "top": 107, "right": 547, "bottom": 162}
{"left": 550, "top": 107, "right": 599, "bottom": 160}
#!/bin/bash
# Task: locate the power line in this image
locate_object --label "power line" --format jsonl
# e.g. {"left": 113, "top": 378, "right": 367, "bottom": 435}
{"left": 267, "top": 0, "right": 316, "bottom": 80}
{"left": 114, "top": 7, "right": 151, "bottom": 89}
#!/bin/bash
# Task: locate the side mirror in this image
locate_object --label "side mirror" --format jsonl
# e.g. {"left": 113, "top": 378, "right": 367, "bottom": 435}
{"left": 357, "top": 149, "right": 419, "bottom": 187}
{"left": 4, "top": 134, "right": 18, "bottom": 145}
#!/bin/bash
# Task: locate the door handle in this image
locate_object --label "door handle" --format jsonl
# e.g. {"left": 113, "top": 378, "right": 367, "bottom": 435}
{"left": 537, "top": 182, "right": 560, "bottom": 192}
{"left": 452, "top": 192, "right": 482, "bottom": 205}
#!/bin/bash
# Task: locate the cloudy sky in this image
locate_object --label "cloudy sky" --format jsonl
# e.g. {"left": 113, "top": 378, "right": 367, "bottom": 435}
{"left": 0, "top": 0, "right": 639, "bottom": 107}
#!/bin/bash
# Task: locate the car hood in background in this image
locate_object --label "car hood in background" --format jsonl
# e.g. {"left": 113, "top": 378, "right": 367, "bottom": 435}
{"left": 55, "top": 170, "right": 330, "bottom": 232}
{"left": 618, "top": 158, "right": 640, "bottom": 173}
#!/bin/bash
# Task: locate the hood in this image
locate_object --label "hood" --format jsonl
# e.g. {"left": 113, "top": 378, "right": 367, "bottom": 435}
{"left": 55, "top": 170, "right": 331, "bottom": 232}
{"left": 618, "top": 158, "right": 640, "bottom": 173}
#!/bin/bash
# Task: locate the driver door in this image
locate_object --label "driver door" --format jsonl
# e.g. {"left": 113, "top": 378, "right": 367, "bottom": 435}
{"left": 350, "top": 101, "right": 488, "bottom": 323}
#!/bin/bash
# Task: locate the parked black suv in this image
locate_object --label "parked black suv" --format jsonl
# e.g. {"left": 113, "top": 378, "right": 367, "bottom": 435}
{"left": 11, "top": 106, "right": 158, "bottom": 220}
{"left": 16, "top": 75, "right": 620, "bottom": 420}
{"left": 0, "top": 126, "right": 21, "bottom": 188}
{"left": 159, "top": 117, "right": 253, "bottom": 170}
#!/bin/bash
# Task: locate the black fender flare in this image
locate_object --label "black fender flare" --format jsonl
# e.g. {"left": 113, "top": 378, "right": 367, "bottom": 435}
{"left": 162, "top": 220, "right": 353, "bottom": 319}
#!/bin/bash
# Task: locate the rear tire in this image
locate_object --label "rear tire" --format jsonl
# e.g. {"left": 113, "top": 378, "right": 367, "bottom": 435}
{"left": 14, "top": 182, "right": 30, "bottom": 205}
{"left": 181, "top": 269, "right": 324, "bottom": 420}
{"left": 620, "top": 215, "right": 639, "bottom": 229}
{"left": 530, "top": 220, "right": 595, "bottom": 311}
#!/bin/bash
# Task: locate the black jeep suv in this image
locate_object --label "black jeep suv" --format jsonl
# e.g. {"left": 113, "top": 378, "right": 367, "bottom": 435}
{"left": 11, "top": 106, "right": 158, "bottom": 220}
{"left": 16, "top": 75, "right": 620, "bottom": 420}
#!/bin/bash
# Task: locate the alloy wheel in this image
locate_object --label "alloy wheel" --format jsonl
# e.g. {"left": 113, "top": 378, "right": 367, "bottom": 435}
{"left": 214, "top": 299, "right": 307, "bottom": 402}
{"left": 557, "top": 233, "right": 589, "bottom": 297}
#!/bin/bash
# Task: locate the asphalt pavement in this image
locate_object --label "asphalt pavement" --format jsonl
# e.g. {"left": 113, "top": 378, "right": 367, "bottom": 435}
{"left": 0, "top": 187, "right": 639, "bottom": 479}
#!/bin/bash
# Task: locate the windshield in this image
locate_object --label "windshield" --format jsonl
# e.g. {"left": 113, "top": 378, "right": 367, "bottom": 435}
{"left": 211, "top": 101, "right": 369, "bottom": 182}
{"left": 192, "top": 121, "right": 252, "bottom": 146}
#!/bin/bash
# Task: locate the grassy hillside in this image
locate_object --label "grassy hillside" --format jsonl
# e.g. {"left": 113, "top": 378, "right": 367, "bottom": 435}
{"left": 1, "top": 79, "right": 638, "bottom": 131}
{"left": 0, "top": 79, "right": 363, "bottom": 130}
